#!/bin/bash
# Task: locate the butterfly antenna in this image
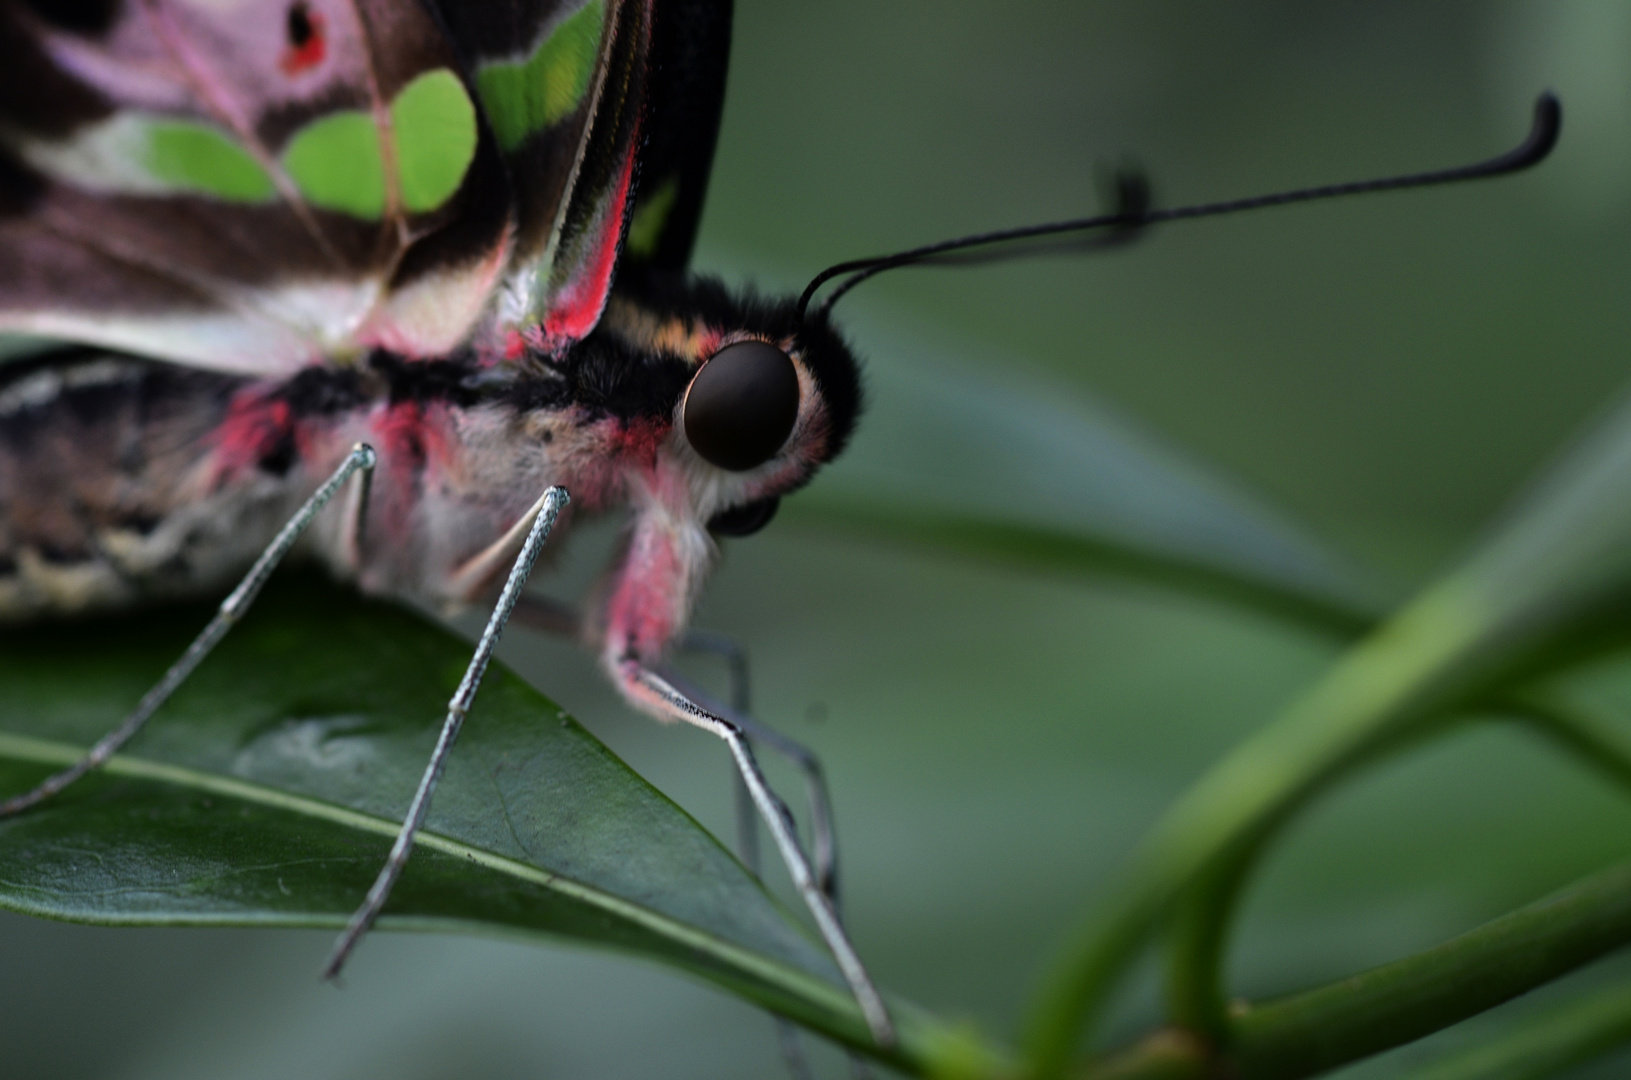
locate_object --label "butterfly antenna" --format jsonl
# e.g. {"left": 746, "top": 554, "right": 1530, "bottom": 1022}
{"left": 798, "top": 91, "right": 1561, "bottom": 320}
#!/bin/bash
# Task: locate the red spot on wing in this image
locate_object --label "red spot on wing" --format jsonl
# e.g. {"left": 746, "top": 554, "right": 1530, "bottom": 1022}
{"left": 279, "top": 5, "right": 327, "bottom": 75}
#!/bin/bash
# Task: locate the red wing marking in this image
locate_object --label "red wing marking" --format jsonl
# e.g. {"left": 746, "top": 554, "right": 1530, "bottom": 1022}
{"left": 279, "top": 5, "right": 327, "bottom": 75}
{"left": 535, "top": 128, "right": 641, "bottom": 354}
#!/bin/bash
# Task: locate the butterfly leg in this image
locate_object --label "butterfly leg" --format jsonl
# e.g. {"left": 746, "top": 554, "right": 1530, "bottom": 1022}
{"left": 0, "top": 443, "right": 379, "bottom": 817}
{"left": 670, "top": 637, "right": 842, "bottom": 904}
{"left": 622, "top": 664, "right": 896, "bottom": 1049}
{"left": 671, "top": 634, "right": 815, "bottom": 1080}
{"left": 502, "top": 612, "right": 838, "bottom": 903}
{"left": 668, "top": 638, "right": 875, "bottom": 1079}
{"left": 323, "top": 486, "right": 570, "bottom": 979}
{"left": 675, "top": 630, "right": 760, "bottom": 875}
{"left": 509, "top": 607, "right": 889, "bottom": 1059}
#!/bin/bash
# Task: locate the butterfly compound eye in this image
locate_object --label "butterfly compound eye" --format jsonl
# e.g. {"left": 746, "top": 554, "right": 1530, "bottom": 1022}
{"left": 682, "top": 341, "right": 800, "bottom": 471}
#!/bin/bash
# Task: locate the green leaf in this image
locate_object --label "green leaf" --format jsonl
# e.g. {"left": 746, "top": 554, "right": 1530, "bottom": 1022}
{"left": 145, "top": 120, "right": 276, "bottom": 202}
{"left": 1403, "top": 980, "right": 1631, "bottom": 1080}
{"left": 0, "top": 578, "right": 960, "bottom": 1065}
{"left": 789, "top": 332, "right": 1381, "bottom": 635}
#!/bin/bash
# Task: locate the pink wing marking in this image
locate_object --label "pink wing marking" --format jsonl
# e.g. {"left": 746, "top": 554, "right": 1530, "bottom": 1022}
{"left": 530, "top": 112, "right": 642, "bottom": 355}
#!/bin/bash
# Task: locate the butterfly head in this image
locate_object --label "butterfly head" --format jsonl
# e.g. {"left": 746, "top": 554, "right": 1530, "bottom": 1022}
{"left": 588, "top": 275, "right": 862, "bottom": 538}
{"left": 553, "top": 276, "right": 860, "bottom": 682}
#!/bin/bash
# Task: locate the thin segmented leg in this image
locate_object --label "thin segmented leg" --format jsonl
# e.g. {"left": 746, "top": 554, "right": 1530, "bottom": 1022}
{"left": 675, "top": 630, "right": 762, "bottom": 880}
{"left": 675, "top": 632, "right": 815, "bottom": 1080}
{"left": 672, "top": 634, "right": 875, "bottom": 1079}
{"left": 666, "top": 637, "right": 840, "bottom": 904}
{"left": 0, "top": 443, "right": 379, "bottom": 817}
{"left": 503, "top": 605, "right": 893, "bottom": 1051}
{"left": 627, "top": 665, "right": 895, "bottom": 1048}
{"left": 323, "top": 486, "right": 570, "bottom": 978}
{"left": 502, "top": 612, "right": 807, "bottom": 886}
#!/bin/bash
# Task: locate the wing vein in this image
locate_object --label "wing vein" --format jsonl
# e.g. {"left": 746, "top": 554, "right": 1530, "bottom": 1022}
{"left": 136, "top": 0, "right": 350, "bottom": 273}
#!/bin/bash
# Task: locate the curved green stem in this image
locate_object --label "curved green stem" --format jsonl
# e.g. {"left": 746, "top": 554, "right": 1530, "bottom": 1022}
{"left": 1078, "top": 860, "right": 1631, "bottom": 1080}
{"left": 1028, "top": 353, "right": 1631, "bottom": 1074}
{"left": 1228, "top": 860, "right": 1631, "bottom": 1079}
{"left": 1040, "top": 689, "right": 1631, "bottom": 1080}
{"left": 1157, "top": 690, "right": 1631, "bottom": 1061}
{"left": 1163, "top": 835, "right": 1261, "bottom": 1040}
{"left": 1160, "top": 716, "right": 1467, "bottom": 1045}
{"left": 1403, "top": 980, "right": 1631, "bottom": 1080}
{"left": 1026, "top": 586, "right": 1494, "bottom": 1076}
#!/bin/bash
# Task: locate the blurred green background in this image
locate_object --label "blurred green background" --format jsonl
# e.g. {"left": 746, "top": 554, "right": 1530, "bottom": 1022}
{"left": 9, "top": 1, "right": 1631, "bottom": 1077}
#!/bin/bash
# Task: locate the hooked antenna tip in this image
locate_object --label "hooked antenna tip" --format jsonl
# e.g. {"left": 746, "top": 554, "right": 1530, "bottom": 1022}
{"left": 1527, "top": 91, "right": 1562, "bottom": 164}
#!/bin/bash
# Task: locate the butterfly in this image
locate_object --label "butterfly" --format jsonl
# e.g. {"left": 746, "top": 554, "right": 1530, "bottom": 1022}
{"left": 0, "top": 0, "right": 1568, "bottom": 1066}
{"left": 0, "top": 0, "right": 893, "bottom": 1050}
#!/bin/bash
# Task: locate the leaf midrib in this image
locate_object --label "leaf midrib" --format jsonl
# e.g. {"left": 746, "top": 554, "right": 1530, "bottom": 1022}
{"left": 0, "top": 730, "right": 859, "bottom": 1019}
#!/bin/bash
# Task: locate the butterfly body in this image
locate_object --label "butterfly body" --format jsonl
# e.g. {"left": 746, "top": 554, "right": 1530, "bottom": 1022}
{"left": 0, "top": 0, "right": 903, "bottom": 1045}
{"left": 0, "top": 0, "right": 870, "bottom": 703}
{"left": 0, "top": 273, "right": 859, "bottom": 693}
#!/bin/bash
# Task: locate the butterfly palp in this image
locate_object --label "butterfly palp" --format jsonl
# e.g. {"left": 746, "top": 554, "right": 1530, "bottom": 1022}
{"left": 707, "top": 496, "right": 781, "bottom": 537}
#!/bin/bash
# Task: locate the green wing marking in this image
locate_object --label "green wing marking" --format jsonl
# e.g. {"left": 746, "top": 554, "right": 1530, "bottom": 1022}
{"left": 282, "top": 69, "right": 478, "bottom": 219}
{"left": 392, "top": 69, "right": 480, "bottom": 213}
{"left": 281, "top": 111, "right": 387, "bottom": 218}
{"left": 624, "top": 175, "right": 678, "bottom": 258}
{"left": 477, "top": 1, "right": 605, "bottom": 152}
{"left": 39, "top": 69, "right": 478, "bottom": 220}
{"left": 144, "top": 121, "right": 276, "bottom": 202}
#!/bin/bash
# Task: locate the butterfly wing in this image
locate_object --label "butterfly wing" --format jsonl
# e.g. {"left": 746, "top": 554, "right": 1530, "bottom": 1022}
{"left": 620, "top": 0, "right": 730, "bottom": 274}
{"left": 436, "top": 0, "right": 731, "bottom": 356}
{"left": 0, "top": 0, "right": 538, "bottom": 373}
{"left": 592, "top": 0, "right": 729, "bottom": 283}
{"left": 0, "top": 0, "right": 724, "bottom": 374}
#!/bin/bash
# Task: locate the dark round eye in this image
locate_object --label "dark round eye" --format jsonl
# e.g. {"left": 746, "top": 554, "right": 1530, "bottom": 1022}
{"left": 682, "top": 341, "right": 800, "bottom": 471}
{"left": 707, "top": 496, "right": 781, "bottom": 537}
